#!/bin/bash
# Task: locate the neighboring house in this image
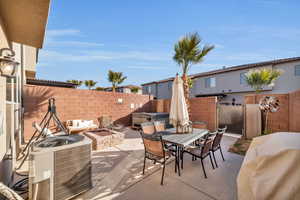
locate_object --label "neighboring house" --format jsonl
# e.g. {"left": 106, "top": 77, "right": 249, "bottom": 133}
{"left": 105, "top": 85, "right": 142, "bottom": 94}
{"left": 142, "top": 57, "right": 300, "bottom": 104}
{"left": 0, "top": 0, "right": 50, "bottom": 185}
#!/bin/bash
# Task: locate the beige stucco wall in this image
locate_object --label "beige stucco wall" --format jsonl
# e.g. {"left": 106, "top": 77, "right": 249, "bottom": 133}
{"left": 0, "top": 15, "right": 9, "bottom": 161}
{"left": 0, "top": 15, "right": 10, "bottom": 184}
{"left": 24, "top": 45, "right": 37, "bottom": 72}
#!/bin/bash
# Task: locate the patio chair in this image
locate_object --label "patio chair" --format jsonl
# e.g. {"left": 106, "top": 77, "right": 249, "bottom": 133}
{"left": 139, "top": 132, "right": 172, "bottom": 185}
{"left": 210, "top": 126, "right": 227, "bottom": 168}
{"left": 141, "top": 122, "right": 156, "bottom": 135}
{"left": 154, "top": 121, "right": 177, "bottom": 153}
{"left": 182, "top": 133, "right": 215, "bottom": 178}
{"left": 154, "top": 121, "right": 165, "bottom": 132}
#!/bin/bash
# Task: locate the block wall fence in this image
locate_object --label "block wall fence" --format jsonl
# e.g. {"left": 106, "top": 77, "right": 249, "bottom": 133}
{"left": 23, "top": 85, "right": 153, "bottom": 140}
{"left": 244, "top": 89, "right": 300, "bottom": 133}
{"left": 23, "top": 85, "right": 219, "bottom": 140}
{"left": 151, "top": 97, "right": 218, "bottom": 131}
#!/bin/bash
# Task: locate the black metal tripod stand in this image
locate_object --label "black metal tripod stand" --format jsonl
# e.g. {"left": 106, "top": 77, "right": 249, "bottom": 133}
{"left": 17, "top": 98, "right": 68, "bottom": 169}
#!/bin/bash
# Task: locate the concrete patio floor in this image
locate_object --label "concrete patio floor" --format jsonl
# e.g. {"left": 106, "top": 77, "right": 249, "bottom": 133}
{"left": 77, "top": 129, "right": 244, "bottom": 200}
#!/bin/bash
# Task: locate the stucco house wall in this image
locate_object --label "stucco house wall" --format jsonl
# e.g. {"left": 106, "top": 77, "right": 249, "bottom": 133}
{"left": 143, "top": 60, "right": 300, "bottom": 104}
{"left": 271, "top": 61, "right": 300, "bottom": 93}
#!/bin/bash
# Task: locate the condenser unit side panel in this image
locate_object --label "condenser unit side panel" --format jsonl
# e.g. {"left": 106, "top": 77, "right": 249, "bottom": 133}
{"left": 53, "top": 144, "right": 92, "bottom": 200}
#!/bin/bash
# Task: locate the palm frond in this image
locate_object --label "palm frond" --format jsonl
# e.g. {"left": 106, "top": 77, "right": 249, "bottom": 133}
{"left": 245, "top": 68, "right": 283, "bottom": 93}
{"left": 107, "top": 70, "right": 127, "bottom": 91}
{"left": 173, "top": 32, "right": 214, "bottom": 75}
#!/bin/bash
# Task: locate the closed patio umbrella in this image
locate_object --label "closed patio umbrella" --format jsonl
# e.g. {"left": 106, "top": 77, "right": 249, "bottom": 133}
{"left": 237, "top": 132, "right": 300, "bottom": 200}
{"left": 169, "top": 74, "right": 189, "bottom": 133}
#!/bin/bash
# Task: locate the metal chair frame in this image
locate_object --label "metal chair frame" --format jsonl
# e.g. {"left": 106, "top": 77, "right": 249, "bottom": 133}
{"left": 139, "top": 130, "right": 173, "bottom": 185}
{"left": 182, "top": 133, "right": 215, "bottom": 178}
{"left": 210, "top": 126, "right": 227, "bottom": 168}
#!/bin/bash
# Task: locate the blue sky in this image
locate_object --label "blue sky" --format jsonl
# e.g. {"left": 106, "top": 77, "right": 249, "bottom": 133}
{"left": 38, "top": 0, "right": 300, "bottom": 87}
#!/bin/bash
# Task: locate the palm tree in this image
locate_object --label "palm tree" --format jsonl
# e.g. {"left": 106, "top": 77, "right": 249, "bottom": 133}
{"left": 67, "top": 80, "right": 83, "bottom": 88}
{"left": 173, "top": 32, "right": 214, "bottom": 113}
{"left": 84, "top": 80, "right": 97, "bottom": 90}
{"left": 131, "top": 87, "right": 140, "bottom": 94}
{"left": 108, "top": 70, "right": 127, "bottom": 92}
{"left": 245, "top": 68, "right": 283, "bottom": 93}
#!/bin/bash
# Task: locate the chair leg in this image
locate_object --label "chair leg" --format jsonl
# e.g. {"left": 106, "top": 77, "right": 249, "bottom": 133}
{"left": 209, "top": 153, "right": 215, "bottom": 169}
{"left": 175, "top": 154, "right": 177, "bottom": 173}
{"left": 143, "top": 157, "right": 146, "bottom": 175}
{"left": 219, "top": 146, "right": 225, "bottom": 161}
{"left": 212, "top": 151, "right": 218, "bottom": 168}
{"left": 161, "top": 162, "right": 166, "bottom": 185}
{"left": 181, "top": 151, "right": 184, "bottom": 170}
{"left": 200, "top": 159, "right": 207, "bottom": 178}
{"left": 177, "top": 155, "right": 181, "bottom": 176}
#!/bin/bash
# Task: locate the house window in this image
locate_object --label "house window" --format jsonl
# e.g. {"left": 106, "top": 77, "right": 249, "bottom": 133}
{"left": 205, "top": 77, "right": 216, "bottom": 88}
{"left": 240, "top": 72, "right": 247, "bottom": 85}
{"left": 168, "top": 81, "right": 172, "bottom": 91}
{"left": 147, "top": 86, "right": 151, "bottom": 93}
{"left": 295, "top": 65, "right": 300, "bottom": 76}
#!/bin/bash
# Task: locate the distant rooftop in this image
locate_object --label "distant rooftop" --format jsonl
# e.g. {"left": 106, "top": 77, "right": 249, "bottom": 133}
{"left": 142, "top": 56, "right": 300, "bottom": 86}
{"left": 27, "top": 79, "right": 77, "bottom": 88}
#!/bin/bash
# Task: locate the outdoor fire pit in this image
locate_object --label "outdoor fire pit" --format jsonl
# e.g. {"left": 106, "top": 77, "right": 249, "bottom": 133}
{"left": 83, "top": 129, "right": 125, "bottom": 150}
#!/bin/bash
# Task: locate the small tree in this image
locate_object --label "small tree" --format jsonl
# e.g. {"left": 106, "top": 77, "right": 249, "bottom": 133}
{"left": 84, "top": 80, "right": 97, "bottom": 90}
{"left": 245, "top": 68, "right": 283, "bottom": 93}
{"left": 108, "top": 70, "right": 127, "bottom": 92}
{"left": 95, "top": 87, "right": 105, "bottom": 91}
{"left": 131, "top": 87, "right": 140, "bottom": 94}
{"left": 67, "top": 80, "right": 82, "bottom": 88}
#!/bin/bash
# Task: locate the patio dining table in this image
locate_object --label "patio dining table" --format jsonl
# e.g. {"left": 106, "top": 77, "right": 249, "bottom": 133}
{"left": 158, "top": 128, "right": 209, "bottom": 176}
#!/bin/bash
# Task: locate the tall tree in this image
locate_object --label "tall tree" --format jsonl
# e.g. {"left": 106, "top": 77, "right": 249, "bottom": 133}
{"left": 245, "top": 68, "right": 282, "bottom": 93}
{"left": 67, "top": 80, "right": 82, "bottom": 88}
{"left": 173, "top": 32, "right": 214, "bottom": 113}
{"left": 108, "top": 70, "right": 127, "bottom": 92}
{"left": 84, "top": 80, "right": 97, "bottom": 90}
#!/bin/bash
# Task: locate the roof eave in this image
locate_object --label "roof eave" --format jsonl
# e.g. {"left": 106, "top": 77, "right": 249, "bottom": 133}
{"left": 0, "top": 0, "right": 51, "bottom": 48}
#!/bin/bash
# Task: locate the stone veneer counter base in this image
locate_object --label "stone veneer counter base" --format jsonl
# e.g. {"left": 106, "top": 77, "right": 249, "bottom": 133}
{"left": 84, "top": 129, "right": 125, "bottom": 150}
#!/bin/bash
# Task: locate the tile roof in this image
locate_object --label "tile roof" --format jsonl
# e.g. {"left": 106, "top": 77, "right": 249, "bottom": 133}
{"left": 27, "top": 79, "right": 77, "bottom": 88}
{"left": 141, "top": 57, "right": 300, "bottom": 86}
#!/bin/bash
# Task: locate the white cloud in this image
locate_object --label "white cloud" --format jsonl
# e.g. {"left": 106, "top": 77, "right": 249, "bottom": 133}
{"left": 86, "top": 51, "right": 170, "bottom": 61}
{"left": 46, "top": 29, "right": 81, "bottom": 37}
{"left": 257, "top": 0, "right": 281, "bottom": 6}
{"left": 45, "top": 40, "right": 104, "bottom": 47}
{"left": 214, "top": 44, "right": 225, "bottom": 49}
{"left": 218, "top": 25, "right": 300, "bottom": 40}
{"left": 223, "top": 53, "right": 273, "bottom": 62}
{"left": 44, "top": 29, "right": 105, "bottom": 48}
{"left": 127, "top": 66, "right": 166, "bottom": 70}
{"left": 39, "top": 50, "right": 170, "bottom": 62}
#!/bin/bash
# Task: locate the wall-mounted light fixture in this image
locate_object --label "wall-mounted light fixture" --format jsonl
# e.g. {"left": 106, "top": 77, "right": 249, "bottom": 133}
{"left": 0, "top": 48, "right": 19, "bottom": 77}
{"left": 117, "top": 98, "right": 123, "bottom": 104}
